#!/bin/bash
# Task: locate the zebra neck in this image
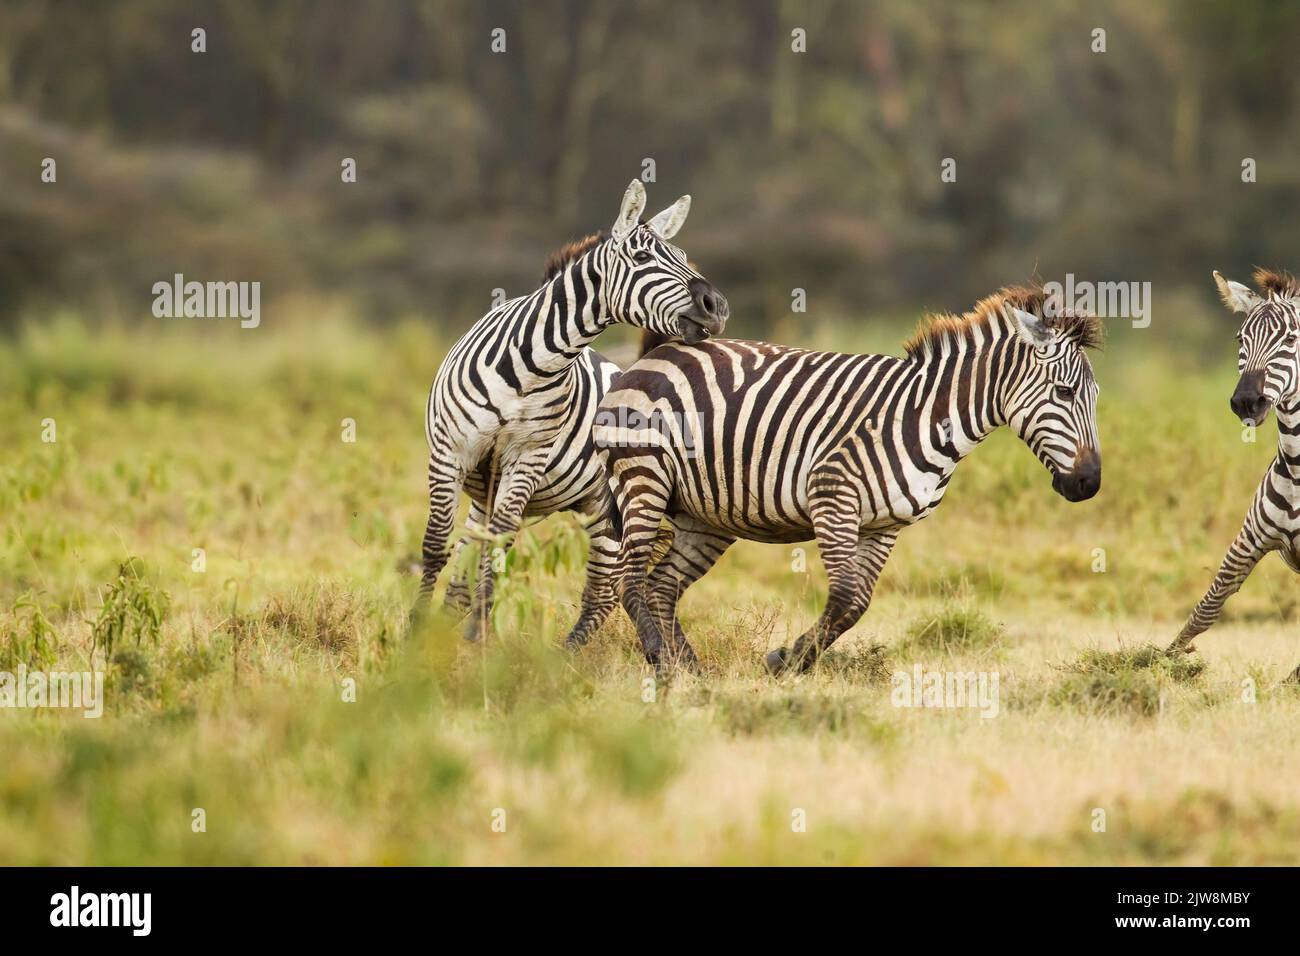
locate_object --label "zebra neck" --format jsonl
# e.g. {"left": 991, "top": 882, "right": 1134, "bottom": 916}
{"left": 1274, "top": 399, "right": 1300, "bottom": 472}
{"left": 910, "top": 336, "right": 1009, "bottom": 460}
{"left": 501, "top": 258, "right": 608, "bottom": 387}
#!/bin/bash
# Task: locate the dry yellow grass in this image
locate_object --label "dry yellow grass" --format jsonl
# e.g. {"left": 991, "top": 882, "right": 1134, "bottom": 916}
{"left": 2, "top": 309, "right": 1299, "bottom": 865}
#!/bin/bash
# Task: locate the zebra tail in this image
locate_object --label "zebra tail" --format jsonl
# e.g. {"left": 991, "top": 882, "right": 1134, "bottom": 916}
{"left": 603, "top": 487, "right": 624, "bottom": 543}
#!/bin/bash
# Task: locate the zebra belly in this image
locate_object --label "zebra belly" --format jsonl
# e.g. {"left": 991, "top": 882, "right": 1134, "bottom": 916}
{"left": 463, "top": 465, "right": 599, "bottom": 517}
{"left": 670, "top": 496, "right": 811, "bottom": 541}
{"left": 451, "top": 347, "right": 618, "bottom": 519}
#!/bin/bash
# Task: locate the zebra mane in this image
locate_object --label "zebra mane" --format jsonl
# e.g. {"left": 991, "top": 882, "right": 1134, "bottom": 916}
{"left": 1253, "top": 268, "right": 1300, "bottom": 299}
{"left": 903, "top": 284, "right": 1103, "bottom": 361}
{"left": 543, "top": 231, "right": 607, "bottom": 281}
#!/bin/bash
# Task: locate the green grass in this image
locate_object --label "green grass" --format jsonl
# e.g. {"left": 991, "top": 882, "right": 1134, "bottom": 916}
{"left": 3, "top": 307, "right": 1300, "bottom": 864}
{"left": 898, "top": 603, "right": 1004, "bottom": 655}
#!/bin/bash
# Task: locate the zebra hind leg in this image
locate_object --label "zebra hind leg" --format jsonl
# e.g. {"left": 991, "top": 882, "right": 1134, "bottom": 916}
{"left": 410, "top": 459, "right": 465, "bottom": 629}
{"left": 640, "top": 523, "right": 735, "bottom": 670}
{"left": 614, "top": 482, "right": 676, "bottom": 674}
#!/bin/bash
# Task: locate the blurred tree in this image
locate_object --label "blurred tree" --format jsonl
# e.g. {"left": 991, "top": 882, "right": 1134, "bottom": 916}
{"left": 0, "top": 0, "right": 1297, "bottom": 330}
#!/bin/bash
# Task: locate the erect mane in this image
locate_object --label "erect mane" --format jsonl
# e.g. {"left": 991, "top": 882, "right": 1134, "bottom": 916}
{"left": 1253, "top": 267, "right": 1300, "bottom": 299}
{"left": 543, "top": 231, "right": 606, "bottom": 281}
{"left": 903, "top": 283, "right": 1104, "bottom": 360}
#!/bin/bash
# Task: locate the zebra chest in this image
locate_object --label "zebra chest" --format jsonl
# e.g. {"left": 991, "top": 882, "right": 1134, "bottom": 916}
{"left": 839, "top": 429, "right": 950, "bottom": 527}
{"left": 1271, "top": 469, "right": 1300, "bottom": 564}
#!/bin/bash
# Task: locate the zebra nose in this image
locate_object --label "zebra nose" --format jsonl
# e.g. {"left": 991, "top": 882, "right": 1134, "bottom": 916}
{"left": 1056, "top": 448, "right": 1101, "bottom": 502}
{"left": 1077, "top": 470, "right": 1100, "bottom": 499}
{"left": 689, "top": 279, "right": 728, "bottom": 329}
{"left": 1230, "top": 372, "right": 1268, "bottom": 423}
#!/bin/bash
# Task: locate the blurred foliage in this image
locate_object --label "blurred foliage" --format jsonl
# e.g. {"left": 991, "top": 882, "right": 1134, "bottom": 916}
{"left": 1, "top": 0, "right": 1298, "bottom": 331}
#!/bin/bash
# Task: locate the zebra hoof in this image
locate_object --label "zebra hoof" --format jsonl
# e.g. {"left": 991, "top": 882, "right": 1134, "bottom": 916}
{"left": 764, "top": 647, "right": 791, "bottom": 675}
{"left": 669, "top": 644, "right": 701, "bottom": 672}
{"left": 461, "top": 616, "right": 486, "bottom": 643}
{"left": 405, "top": 602, "right": 430, "bottom": 636}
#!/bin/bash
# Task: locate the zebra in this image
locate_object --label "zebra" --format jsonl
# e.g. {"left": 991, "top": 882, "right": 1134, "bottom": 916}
{"left": 414, "top": 179, "right": 729, "bottom": 643}
{"left": 1168, "top": 269, "right": 1300, "bottom": 682}
{"left": 580, "top": 284, "right": 1103, "bottom": 673}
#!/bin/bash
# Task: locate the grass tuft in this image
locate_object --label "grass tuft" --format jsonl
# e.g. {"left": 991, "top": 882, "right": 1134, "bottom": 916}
{"left": 899, "top": 604, "right": 1002, "bottom": 654}
{"left": 699, "top": 686, "right": 896, "bottom": 743}
{"left": 1070, "top": 643, "right": 1206, "bottom": 682}
{"left": 262, "top": 584, "right": 365, "bottom": 653}
{"left": 820, "top": 642, "right": 893, "bottom": 683}
{"left": 1035, "top": 643, "right": 1206, "bottom": 718}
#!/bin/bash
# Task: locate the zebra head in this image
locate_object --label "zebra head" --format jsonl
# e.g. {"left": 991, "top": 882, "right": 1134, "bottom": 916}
{"left": 1215, "top": 270, "right": 1300, "bottom": 426}
{"left": 602, "top": 180, "right": 728, "bottom": 345}
{"left": 1003, "top": 305, "right": 1103, "bottom": 502}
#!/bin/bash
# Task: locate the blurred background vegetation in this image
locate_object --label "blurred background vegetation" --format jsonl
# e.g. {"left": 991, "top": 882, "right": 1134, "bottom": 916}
{"left": 2, "top": 0, "right": 1298, "bottom": 337}
{"left": 6, "top": 0, "right": 1300, "bottom": 866}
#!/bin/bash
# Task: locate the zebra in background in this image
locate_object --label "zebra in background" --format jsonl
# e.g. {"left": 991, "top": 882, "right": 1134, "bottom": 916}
{"left": 1169, "top": 269, "right": 1300, "bottom": 682}
{"left": 414, "top": 180, "right": 729, "bottom": 642}
{"left": 581, "top": 285, "right": 1103, "bottom": 673}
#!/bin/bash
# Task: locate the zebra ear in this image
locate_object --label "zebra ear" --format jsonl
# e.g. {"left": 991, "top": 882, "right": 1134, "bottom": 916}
{"left": 647, "top": 195, "right": 691, "bottom": 240}
{"left": 1010, "top": 306, "right": 1055, "bottom": 349}
{"left": 611, "top": 179, "right": 647, "bottom": 243}
{"left": 1213, "top": 270, "right": 1261, "bottom": 314}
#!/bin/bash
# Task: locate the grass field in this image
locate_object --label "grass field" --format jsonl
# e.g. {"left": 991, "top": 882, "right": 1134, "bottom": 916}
{"left": 4, "top": 299, "right": 1300, "bottom": 865}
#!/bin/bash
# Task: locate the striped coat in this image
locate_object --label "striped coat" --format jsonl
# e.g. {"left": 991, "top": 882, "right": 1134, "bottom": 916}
{"left": 1169, "top": 269, "right": 1300, "bottom": 682}
{"left": 413, "top": 180, "right": 728, "bottom": 643}
{"left": 582, "top": 286, "right": 1102, "bottom": 673}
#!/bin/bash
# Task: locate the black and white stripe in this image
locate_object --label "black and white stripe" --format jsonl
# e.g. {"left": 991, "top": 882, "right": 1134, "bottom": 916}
{"left": 413, "top": 180, "right": 728, "bottom": 642}
{"left": 1170, "top": 269, "right": 1300, "bottom": 681}
{"left": 579, "top": 286, "right": 1102, "bottom": 673}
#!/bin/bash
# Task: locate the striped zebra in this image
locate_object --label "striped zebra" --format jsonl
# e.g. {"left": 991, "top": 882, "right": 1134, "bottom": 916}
{"left": 414, "top": 180, "right": 729, "bottom": 642}
{"left": 1168, "top": 269, "right": 1300, "bottom": 682}
{"left": 582, "top": 285, "right": 1103, "bottom": 673}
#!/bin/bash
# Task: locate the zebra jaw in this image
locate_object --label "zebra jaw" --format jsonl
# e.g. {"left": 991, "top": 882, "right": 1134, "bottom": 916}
{"left": 678, "top": 315, "right": 718, "bottom": 344}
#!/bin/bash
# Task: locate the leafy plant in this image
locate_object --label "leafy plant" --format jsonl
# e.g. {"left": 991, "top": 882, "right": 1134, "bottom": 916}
{"left": 91, "top": 558, "right": 170, "bottom": 659}
{"left": 1, "top": 592, "right": 59, "bottom": 670}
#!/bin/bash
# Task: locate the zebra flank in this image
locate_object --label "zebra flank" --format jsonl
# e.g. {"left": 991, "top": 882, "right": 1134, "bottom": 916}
{"left": 412, "top": 180, "right": 729, "bottom": 646}
{"left": 584, "top": 284, "right": 1103, "bottom": 674}
{"left": 1170, "top": 269, "right": 1300, "bottom": 682}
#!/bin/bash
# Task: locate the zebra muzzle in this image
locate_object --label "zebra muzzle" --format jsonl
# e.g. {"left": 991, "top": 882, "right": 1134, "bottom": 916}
{"left": 677, "top": 279, "right": 729, "bottom": 343}
{"left": 1051, "top": 447, "right": 1101, "bottom": 502}
{"left": 1229, "top": 371, "right": 1271, "bottom": 426}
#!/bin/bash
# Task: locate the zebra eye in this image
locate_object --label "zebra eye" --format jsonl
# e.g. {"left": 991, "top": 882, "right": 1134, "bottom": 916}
{"left": 633, "top": 250, "right": 653, "bottom": 264}
{"left": 1054, "top": 384, "right": 1075, "bottom": 403}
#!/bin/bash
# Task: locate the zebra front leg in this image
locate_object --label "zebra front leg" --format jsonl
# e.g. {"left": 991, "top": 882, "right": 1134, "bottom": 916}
{"left": 410, "top": 455, "right": 466, "bottom": 625}
{"left": 463, "top": 458, "right": 544, "bottom": 643}
{"left": 443, "top": 500, "right": 487, "bottom": 616}
{"left": 562, "top": 507, "right": 621, "bottom": 650}
{"left": 766, "top": 519, "right": 897, "bottom": 676}
{"left": 1168, "top": 523, "right": 1270, "bottom": 655}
